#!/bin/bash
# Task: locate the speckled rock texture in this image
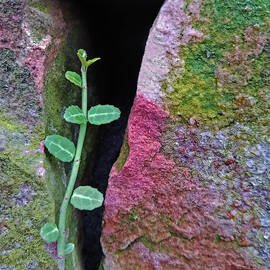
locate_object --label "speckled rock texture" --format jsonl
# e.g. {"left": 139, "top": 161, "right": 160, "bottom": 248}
{"left": 0, "top": 1, "right": 89, "bottom": 269}
{"left": 101, "top": 0, "right": 270, "bottom": 269}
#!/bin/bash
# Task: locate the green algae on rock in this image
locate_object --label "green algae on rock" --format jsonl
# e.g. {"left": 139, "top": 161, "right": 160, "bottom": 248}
{"left": 115, "top": 133, "right": 130, "bottom": 171}
{"left": 163, "top": 0, "right": 270, "bottom": 129}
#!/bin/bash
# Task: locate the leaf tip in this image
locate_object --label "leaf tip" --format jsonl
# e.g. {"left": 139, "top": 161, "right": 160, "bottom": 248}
{"left": 77, "top": 49, "right": 87, "bottom": 59}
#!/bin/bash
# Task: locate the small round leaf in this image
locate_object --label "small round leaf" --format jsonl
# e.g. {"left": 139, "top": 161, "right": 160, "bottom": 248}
{"left": 65, "top": 71, "right": 82, "bottom": 88}
{"left": 45, "top": 135, "right": 75, "bottom": 162}
{"left": 88, "top": 105, "right": 121, "bottom": 125}
{"left": 71, "top": 186, "right": 103, "bottom": 210}
{"left": 40, "top": 222, "right": 59, "bottom": 242}
{"left": 64, "top": 243, "right": 75, "bottom": 255}
{"left": 64, "top": 105, "right": 87, "bottom": 124}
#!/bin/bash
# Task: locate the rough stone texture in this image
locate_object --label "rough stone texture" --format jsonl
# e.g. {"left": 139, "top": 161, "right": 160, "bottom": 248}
{"left": 0, "top": 1, "right": 91, "bottom": 269}
{"left": 101, "top": 0, "right": 270, "bottom": 269}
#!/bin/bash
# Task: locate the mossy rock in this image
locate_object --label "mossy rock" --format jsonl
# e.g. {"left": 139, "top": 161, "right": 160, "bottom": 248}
{"left": 0, "top": 1, "right": 96, "bottom": 269}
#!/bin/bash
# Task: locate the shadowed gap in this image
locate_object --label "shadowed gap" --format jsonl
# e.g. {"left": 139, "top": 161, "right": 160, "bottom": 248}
{"left": 68, "top": 1, "right": 164, "bottom": 269}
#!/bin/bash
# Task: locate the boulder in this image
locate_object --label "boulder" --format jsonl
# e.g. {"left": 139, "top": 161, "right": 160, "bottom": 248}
{"left": 0, "top": 1, "right": 91, "bottom": 269}
{"left": 101, "top": 0, "right": 270, "bottom": 269}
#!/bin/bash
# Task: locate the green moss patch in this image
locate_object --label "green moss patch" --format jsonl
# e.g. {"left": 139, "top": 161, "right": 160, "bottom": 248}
{"left": 164, "top": 0, "right": 270, "bottom": 128}
{"left": 115, "top": 133, "right": 130, "bottom": 171}
{"left": 29, "top": 0, "right": 50, "bottom": 14}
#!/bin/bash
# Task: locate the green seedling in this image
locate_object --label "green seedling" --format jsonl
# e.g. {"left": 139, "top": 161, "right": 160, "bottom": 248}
{"left": 40, "top": 49, "right": 120, "bottom": 270}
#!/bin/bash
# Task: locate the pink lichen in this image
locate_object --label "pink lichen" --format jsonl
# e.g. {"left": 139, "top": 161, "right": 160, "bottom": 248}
{"left": 36, "top": 163, "right": 46, "bottom": 179}
{"left": 103, "top": 94, "right": 168, "bottom": 219}
{"left": 102, "top": 95, "right": 262, "bottom": 269}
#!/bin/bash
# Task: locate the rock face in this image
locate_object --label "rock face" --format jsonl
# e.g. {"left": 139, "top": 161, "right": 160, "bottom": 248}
{"left": 0, "top": 1, "right": 89, "bottom": 269}
{"left": 101, "top": 0, "right": 270, "bottom": 269}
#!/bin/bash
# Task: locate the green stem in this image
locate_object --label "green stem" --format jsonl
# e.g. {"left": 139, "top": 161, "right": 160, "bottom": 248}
{"left": 57, "top": 66, "right": 88, "bottom": 270}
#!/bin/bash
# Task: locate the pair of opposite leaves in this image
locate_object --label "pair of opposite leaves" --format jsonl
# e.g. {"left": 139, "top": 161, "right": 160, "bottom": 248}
{"left": 45, "top": 103, "right": 120, "bottom": 163}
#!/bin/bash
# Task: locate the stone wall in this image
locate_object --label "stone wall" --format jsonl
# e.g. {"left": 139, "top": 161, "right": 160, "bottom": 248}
{"left": 0, "top": 1, "right": 93, "bottom": 269}
{"left": 101, "top": 0, "right": 270, "bottom": 269}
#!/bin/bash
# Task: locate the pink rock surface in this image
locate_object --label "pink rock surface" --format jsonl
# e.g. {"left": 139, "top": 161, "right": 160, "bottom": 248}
{"left": 102, "top": 94, "right": 263, "bottom": 270}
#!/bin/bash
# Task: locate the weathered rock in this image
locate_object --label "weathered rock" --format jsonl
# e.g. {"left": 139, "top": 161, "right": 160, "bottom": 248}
{"left": 101, "top": 0, "right": 270, "bottom": 269}
{"left": 0, "top": 1, "right": 91, "bottom": 269}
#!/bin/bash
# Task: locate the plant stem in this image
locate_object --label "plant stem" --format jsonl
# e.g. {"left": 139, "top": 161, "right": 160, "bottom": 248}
{"left": 57, "top": 66, "right": 88, "bottom": 270}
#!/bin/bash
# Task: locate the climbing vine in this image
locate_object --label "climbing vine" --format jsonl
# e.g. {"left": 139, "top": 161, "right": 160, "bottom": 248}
{"left": 40, "top": 49, "right": 120, "bottom": 270}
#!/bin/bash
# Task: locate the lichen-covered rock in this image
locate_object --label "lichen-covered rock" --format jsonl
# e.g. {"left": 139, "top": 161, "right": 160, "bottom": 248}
{"left": 101, "top": 0, "right": 270, "bottom": 269}
{"left": 0, "top": 1, "right": 89, "bottom": 269}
